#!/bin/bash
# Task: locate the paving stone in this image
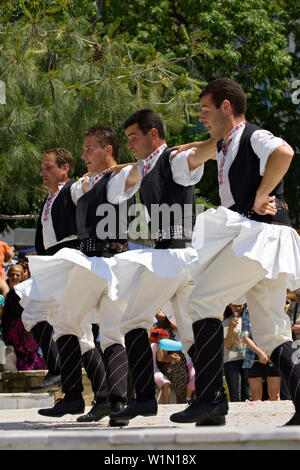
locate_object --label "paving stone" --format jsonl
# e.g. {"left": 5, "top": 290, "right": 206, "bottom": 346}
{"left": 0, "top": 400, "right": 299, "bottom": 450}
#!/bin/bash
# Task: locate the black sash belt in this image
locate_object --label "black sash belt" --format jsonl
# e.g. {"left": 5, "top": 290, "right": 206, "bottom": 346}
{"left": 46, "top": 239, "right": 80, "bottom": 255}
{"left": 152, "top": 239, "right": 191, "bottom": 249}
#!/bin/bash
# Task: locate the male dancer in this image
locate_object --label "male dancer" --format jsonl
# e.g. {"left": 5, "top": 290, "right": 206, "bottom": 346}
{"left": 22, "top": 148, "right": 79, "bottom": 393}
{"left": 110, "top": 109, "right": 216, "bottom": 422}
{"left": 167, "top": 78, "right": 300, "bottom": 426}
{"left": 35, "top": 126, "right": 136, "bottom": 425}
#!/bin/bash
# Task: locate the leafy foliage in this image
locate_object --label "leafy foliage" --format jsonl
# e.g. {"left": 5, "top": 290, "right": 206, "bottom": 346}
{"left": 0, "top": 0, "right": 299, "bottom": 230}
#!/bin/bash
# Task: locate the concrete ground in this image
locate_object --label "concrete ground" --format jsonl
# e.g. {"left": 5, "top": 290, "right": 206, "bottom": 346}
{"left": 0, "top": 395, "right": 299, "bottom": 450}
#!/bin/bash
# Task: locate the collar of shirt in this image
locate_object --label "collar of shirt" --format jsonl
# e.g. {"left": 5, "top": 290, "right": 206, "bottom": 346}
{"left": 43, "top": 182, "right": 66, "bottom": 222}
{"left": 218, "top": 121, "right": 246, "bottom": 185}
{"left": 89, "top": 167, "right": 114, "bottom": 189}
{"left": 221, "top": 121, "right": 246, "bottom": 156}
{"left": 138, "top": 143, "right": 167, "bottom": 178}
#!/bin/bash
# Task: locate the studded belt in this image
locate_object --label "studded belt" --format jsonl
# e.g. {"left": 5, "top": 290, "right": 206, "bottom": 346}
{"left": 151, "top": 225, "right": 193, "bottom": 241}
{"left": 79, "top": 238, "right": 128, "bottom": 256}
{"left": 151, "top": 225, "right": 193, "bottom": 249}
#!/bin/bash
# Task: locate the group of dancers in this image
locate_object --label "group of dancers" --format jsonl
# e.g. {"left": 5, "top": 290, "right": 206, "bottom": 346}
{"left": 15, "top": 78, "right": 300, "bottom": 426}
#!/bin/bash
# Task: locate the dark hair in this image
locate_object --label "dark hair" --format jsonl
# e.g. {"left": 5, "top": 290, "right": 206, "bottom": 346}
{"left": 155, "top": 314, "right": 170, "bottom": 330}
{"left": 199, "top": 78, "right": 247, "bottom": 116}
{"left": 123, "top": 109, "right": 165, "bottom": 139}
{"left": 84, "top": 125, "right": 119, "bottom": 163}
{"left": 42, "top": 148, "right": 74, "bottom": 178}
{"left": 223, "top": 305, "right": 233, "bottom": 320}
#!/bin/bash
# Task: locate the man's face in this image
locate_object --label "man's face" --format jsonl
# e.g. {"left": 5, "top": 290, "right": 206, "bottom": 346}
{"left": 40, "top": 153, "right": 68, "bottom": 191}
{"left": 81, "top": 135, "right": 108, "bottom": 172}
{"left": 125, "top": 123, "right": 155, "bottom": 160}
{"left": 199, "top": 93, "right": 228, "bottom": 140}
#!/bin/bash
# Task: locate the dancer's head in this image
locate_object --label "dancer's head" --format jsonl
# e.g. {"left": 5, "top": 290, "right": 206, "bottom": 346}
{"left": 82, "top": 125, "right": 119, "bottom": 172}
{"left": 40, "top": 148, "right": 74, "bottom": 194}
{"left": 124, "top": 109, "right": 166, "bottom": 160}
{"left": 199, "top": 78, "right": 246, "bottom": 140}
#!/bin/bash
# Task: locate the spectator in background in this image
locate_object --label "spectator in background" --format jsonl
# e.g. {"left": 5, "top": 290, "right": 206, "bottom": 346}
{"left": 154, "top": 310, "right": 190, "bottom": 403}
{"left": 156, "top": 309, "right": 196, "bottom": 403}
{"left": 223, "top": 303, "right": 250, "bottom": 402}
{"left": 150, "top": 328, "right": 171, "bottom": 404}
{"left": 0, "top": 277, "right": 9, "bottom": 297}
{"left": 4, "top": 246, "right": 18, "bottom": 278}
{"left": 19, "top": 256, "right": 33, "bottom": 280}
{"left": 1, "top": 265, "right": 46, "bottom": 371}
{"left": 186, "top": 356, "right": 195, "bottom": 404}
{"left": 6, "top": 265, "right": 24, "bottom": 289}
{"left": 241, "top": 307, "right": 281, "bottom": 401}
{"left": 0, "top": 241, "right": 14, "bottom": 280}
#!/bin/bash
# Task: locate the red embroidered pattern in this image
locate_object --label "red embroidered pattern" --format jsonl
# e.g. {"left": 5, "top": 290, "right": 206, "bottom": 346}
{"left": 218, "top": 122, "right": 246, "bottom": 185}
{"left": 143, "top": 144, "right": 167, "bottom": 177}
{"left": 43, "top": 183, "right": 64, "bottom": 222}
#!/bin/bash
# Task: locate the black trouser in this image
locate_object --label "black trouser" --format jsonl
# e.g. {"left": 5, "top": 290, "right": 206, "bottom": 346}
{"left": 31, "top": 321, "right": 60, "bottom": 375}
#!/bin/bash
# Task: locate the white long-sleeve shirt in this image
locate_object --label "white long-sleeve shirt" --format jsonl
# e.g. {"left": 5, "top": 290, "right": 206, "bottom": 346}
{"left": 71, "top": 146, "right": 204, "bottom": 206}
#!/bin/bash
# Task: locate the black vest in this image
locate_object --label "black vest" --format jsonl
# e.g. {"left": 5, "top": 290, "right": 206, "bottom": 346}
{"left": 139, "top": 148, "right": 196, "bottom": 248}
{"left": 220, "top": 123, "right": 290, "bottom": 226}
{"left": 35, "top": 180, "right": 78, "bottom": 255}
{"left": 76, "top": 173, "right": 135, "bottom": 256}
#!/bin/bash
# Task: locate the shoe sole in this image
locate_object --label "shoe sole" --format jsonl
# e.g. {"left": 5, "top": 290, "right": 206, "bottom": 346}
{"left": 38, "top": 409, "right": 85, "bottom": 418}
{"left": 170, "top": 403, "right": 228, "bottom": 424}
{"left": 77, "top": 417, "right": 102, "bottom": 422}
{"left": 109, "top": 418, "right": 129, "bottom": 427}
{"left": 110, "top": 411, "right": 157, "bottom": 420}
{"left": 196, "top": 415, "right": 226, "bottom": 426}
{"left": 77, "top": 413, "right": 110, "bottom": 423}
{"left": 283, "top": 416, "right": 300, "bottom": 426}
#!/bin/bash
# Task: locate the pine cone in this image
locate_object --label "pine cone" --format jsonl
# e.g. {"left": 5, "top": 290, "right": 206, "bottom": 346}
{"left": 90, "top": 44, "right": 104, "bottom": 63}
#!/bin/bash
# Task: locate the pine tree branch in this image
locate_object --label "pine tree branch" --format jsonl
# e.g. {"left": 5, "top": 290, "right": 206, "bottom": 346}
{"left": 0, "top": 214, "right": 39, "bottom": 220}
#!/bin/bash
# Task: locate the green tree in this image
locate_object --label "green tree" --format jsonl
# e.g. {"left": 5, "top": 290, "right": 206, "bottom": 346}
{"left": 102, "top": 0, "right": 299, "bottom": 222}
{"left": 0, "top": 0, "right": 298, "bottom": 228}
{"left": 0, "top": 0, "right": 203, "bottom": 230}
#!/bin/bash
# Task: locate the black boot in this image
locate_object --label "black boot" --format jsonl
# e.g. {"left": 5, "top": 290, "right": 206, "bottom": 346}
{"left": 109, "top": 329, "right": 157, "bottom": 421}
{"left": 170, "top": 318, "right": 228, "bottom": 426}
{"left": 77, "top": 347, "right": 110, "bottom": 423}
{"left": 38, "top": 391, "right": 85, "bottom": 417}
{"left": 76, "top": 401, "right": 111, "bottom": 423}
{"left": 29, "top": 371, "right": 61, "bottom": 393}
{"left": 30, "top": 321, "right": 61, "bottom": 392}
{"left": 38, "top": 335, "right": 84, "bottom": 417}
{"left": 271, "top": 340, "right": 300, "bottom": 425}
{"left": 103, "top": 343, "right": 129, "bottom": 426}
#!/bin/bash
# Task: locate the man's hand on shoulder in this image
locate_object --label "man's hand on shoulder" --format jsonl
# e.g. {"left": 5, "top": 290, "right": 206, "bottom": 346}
{"left": 170, "top": 138, "right": 217, "bottom": 171}
{"left": 110, "top": 162, "right": 137, "bottom": 174}
{"left": 169, "top": 142, "right": 200, "bottom": 158}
